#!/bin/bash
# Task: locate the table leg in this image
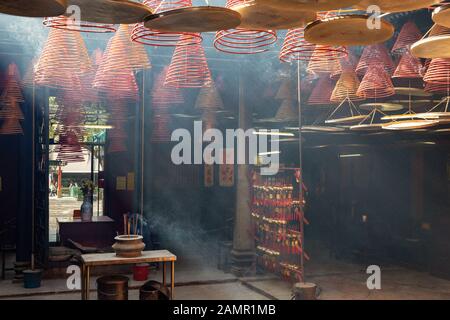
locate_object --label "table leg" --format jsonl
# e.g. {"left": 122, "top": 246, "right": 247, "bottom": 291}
{"left": 171, "top": 261, "right": 175, "bottom": 300}
{"left": 86, "top": 266, "right": 90, "bottom": 300}
{"left": 162, "top": 262, "right": 166, "bottom": 287}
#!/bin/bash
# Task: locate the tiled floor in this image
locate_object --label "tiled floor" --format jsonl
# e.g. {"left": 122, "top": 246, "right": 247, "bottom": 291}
{"left": 1, "top": 256, "right": 450, "bottom": 300}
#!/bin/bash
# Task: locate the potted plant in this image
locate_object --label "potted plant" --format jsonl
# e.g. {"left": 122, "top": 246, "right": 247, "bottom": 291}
{"left": 80, "top": 179, "right": 94, "bottom": 222}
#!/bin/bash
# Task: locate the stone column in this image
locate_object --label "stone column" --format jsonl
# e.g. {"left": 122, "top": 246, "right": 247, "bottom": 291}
{"left": 230, "top": 69, "right": 255, "bottom": 276}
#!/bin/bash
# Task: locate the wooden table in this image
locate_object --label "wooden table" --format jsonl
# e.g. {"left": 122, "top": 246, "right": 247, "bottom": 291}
{"left": 80, "top": 250, "right": 177, "bottom": 300}
{"left": 57, "top": 216, "right": 116, "bottom": 248}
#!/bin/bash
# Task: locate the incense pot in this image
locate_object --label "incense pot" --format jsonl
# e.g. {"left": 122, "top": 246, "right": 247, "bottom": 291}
{"left": 112, "top": 235, "right": 145, "bottom": 258}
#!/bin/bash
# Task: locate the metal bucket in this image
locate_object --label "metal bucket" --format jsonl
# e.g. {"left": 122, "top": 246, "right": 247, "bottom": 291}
{"left": 139, "top": 280, "right": 169, "bottom": 300}
{"left": 97, "top": 275, "right": 129, "bottom": 300}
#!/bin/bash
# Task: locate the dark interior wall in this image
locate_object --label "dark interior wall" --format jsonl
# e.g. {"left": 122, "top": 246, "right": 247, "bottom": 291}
{"left": 303, "top": 143, "right": 450, "bottom": 277}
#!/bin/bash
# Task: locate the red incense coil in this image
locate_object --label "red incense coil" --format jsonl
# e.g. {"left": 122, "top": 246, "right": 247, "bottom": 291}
{"left": 151, "top": 112, "right": 171, "bottom": 142}
{"left": 392, "top": 49, "right": 423, "bottom": 78}
{"left": 115, "top": 24, "right": 151, "bottom": 70}
{"left": 425, "top": 82, "right": 450, "bottom": 94}
{"left": 275, "top": 79, "right": 292, "bottom": 101}
{"left": 108, "top": 120, "right": 127, "bottom": 153}
{"left": 56, "top": 130, "right": 86, "bottom": 163}
{"left": 307, "top": 45, "right": 347, "bottom": 75}
{"left": 356, "top": 44, "right": 395, "bottom": 76}
{"left": 357, "top": 64, "right": 395, "bottom": 99}
{"left": 35, "top": 28, "right": 92, "bottom": 88}
{"left": 93, "top": 37, "right": 139, "bottom": 100}
{"left": 131, "top": 0, "right": 202, "bottom": 47}
{"left": 195, "top": 82, "right": 223, "bottom": 110}
{"left": 78, "top": 49, "right": 104, "bottom": 103}
{"left": 423, "top": 58, "right": 450, "bottom": 84}
{"left": 279, "top": 28, "right": 315, "bottom": 62}
{"left": 1, "top": 64, "right": 24, "bottom": 102}
{"left": 152, "top": 67, "right": 184, "bottom": 107}
{"left": 165, "top": 36, "right": 212, "bottom": 88}
{"left": 308, "top": 76, "right": 335, "bottom": 105}
{"left": 392, "top": 21, "right": 422, "bottom": 54}
{"left": 331, "top": 70, "right": 364, "bottom": 103}
{"left": 0, "top": 117, "right": 23, "bottom": 135}
{"left": 202, "top": 110, "right": 217, "bottom": 132}
{"left": 275, "top": 99, "right": 297, "bottom": 121}
{"left": 43, "top": 15, "right": 116, "bottom": 33}
{"left": 0, "top": 97, "right": 24, "bottom": 120}
{"left": 214, "top": 0, "right": 277, "bottom": 55}
{"left": 331, "top": 50, "right": 358, "bottom": 79}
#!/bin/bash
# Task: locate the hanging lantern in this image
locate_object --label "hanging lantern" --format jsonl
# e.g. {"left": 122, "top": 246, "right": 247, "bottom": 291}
{"left": 43, "top": 15, "right": 116, "bottom": 33}
{"left": 308, "top": 76, "right": 335, "bottom": 105}
{"left": 165, "top": 35, "right": 212, "bottom": 88}
{"left": 132, "top": 0, "right": 202, "bottom": 47}
{"left": 214, "top": 0, "right": 277, "bottom": 55}
{"left": 391, "top": 21, "right": 422, "bottom": 54}
{"left": 357, "top": 64, "right": 395, "bottom": 99}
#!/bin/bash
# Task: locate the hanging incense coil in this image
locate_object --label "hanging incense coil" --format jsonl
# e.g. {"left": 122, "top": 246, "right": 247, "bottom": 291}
{"left": 202, "top": 110, "right": 217, "bottom": 132}
{"left": 423, "top": 58, "right": 450, "bottom": 85}
{"left": 392, "top": 21, "right": 422, "bottom": 54}
{"left": 165, "top": 35, "right": 212, "bottom": 88}
{"left": 275, "top": 99, "right": 298, "bottom": 122}
{"left": 331, "top": 70, "right": 363, "bottom": 103}
{"left": 151, "top": 112, "right": 171, "bottom": 142}
{"left": 56, "top": 130, "right": 86, "bottom": 163}
{"left": 275, "top": 79, "right": 292, "bottom": 100}
{"left": 0, "top": 118, "right": 23, "bottom": 135}
{"left": 35, "top": 28, "right": 92, "bottom": 89}
{"left": 308, "top": 76, "right": 335, "bottom": 105}
{"left": 43, "top": 15, "right": 116, "bottom": 33}
{"left": 152, "top": 67, "right": 184, "bottom": 107}
{"left": 115, "top": 24, "right": 151, "bottom": 70}
{"left": 279, "top": 28, "right": 314, "bottom": 62}
{"left": 1, "top": 64, "right": 24, "bottom": 102}
{"left": 357, "top": 64, "right": 395, "bottom": 99}
{"left": 425, "top": 82, "right": 450, "bottom": 94}
{"left": 195, "top": 82, "right": 224, "bottom": 110}
{"left": 0, "top": 0, "right": 67, "bottom": 18}
{"left": 78, "top": 49, "right": 104, "bottom": 103}
{"left": 331, "top": 50, "right": 358, "bottom": 79}
{"left": 213, "top": 0, "right": 277, "bottom": 54}
{"left": 132, "top": 0, "right": 202, "bottom": 47}
{"left": 93, "top": 37, "right": 139, "bottom": 100}
{"left": 356, "top": 44, "right": 395, "bottom": 76}
{"left": 306, "top": 46, "right": 347, "bottom": 75}
{"left": 411, "top": 24, "right": 450, "bottom": 59}
{"left": 0, "top": 97, "right": 24, "bottom": 120}
{"left": 392, "top": 49, "right": 423, "bottom": 79}
{"left": 108, "top": 121, "right": 127, "bottom": 153}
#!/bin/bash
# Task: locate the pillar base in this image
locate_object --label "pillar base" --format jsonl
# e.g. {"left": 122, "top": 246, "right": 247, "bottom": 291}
{"left": 230, "top": 249, "right": 255, "bottom": 277}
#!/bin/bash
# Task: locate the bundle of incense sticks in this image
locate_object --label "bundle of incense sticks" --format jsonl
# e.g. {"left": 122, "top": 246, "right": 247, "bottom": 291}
{"left": 123, "top": 213, "right": 144, "bottom": 236}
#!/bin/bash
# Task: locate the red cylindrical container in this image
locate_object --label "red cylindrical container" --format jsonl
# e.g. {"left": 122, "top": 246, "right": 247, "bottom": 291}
{"left": 133, "top": 263, "right": 149, "bottom": 281}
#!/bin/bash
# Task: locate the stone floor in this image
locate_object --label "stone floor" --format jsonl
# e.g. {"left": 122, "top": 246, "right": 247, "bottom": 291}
{"left": 1, "top": 254, "right": 449, "bottom": 300}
